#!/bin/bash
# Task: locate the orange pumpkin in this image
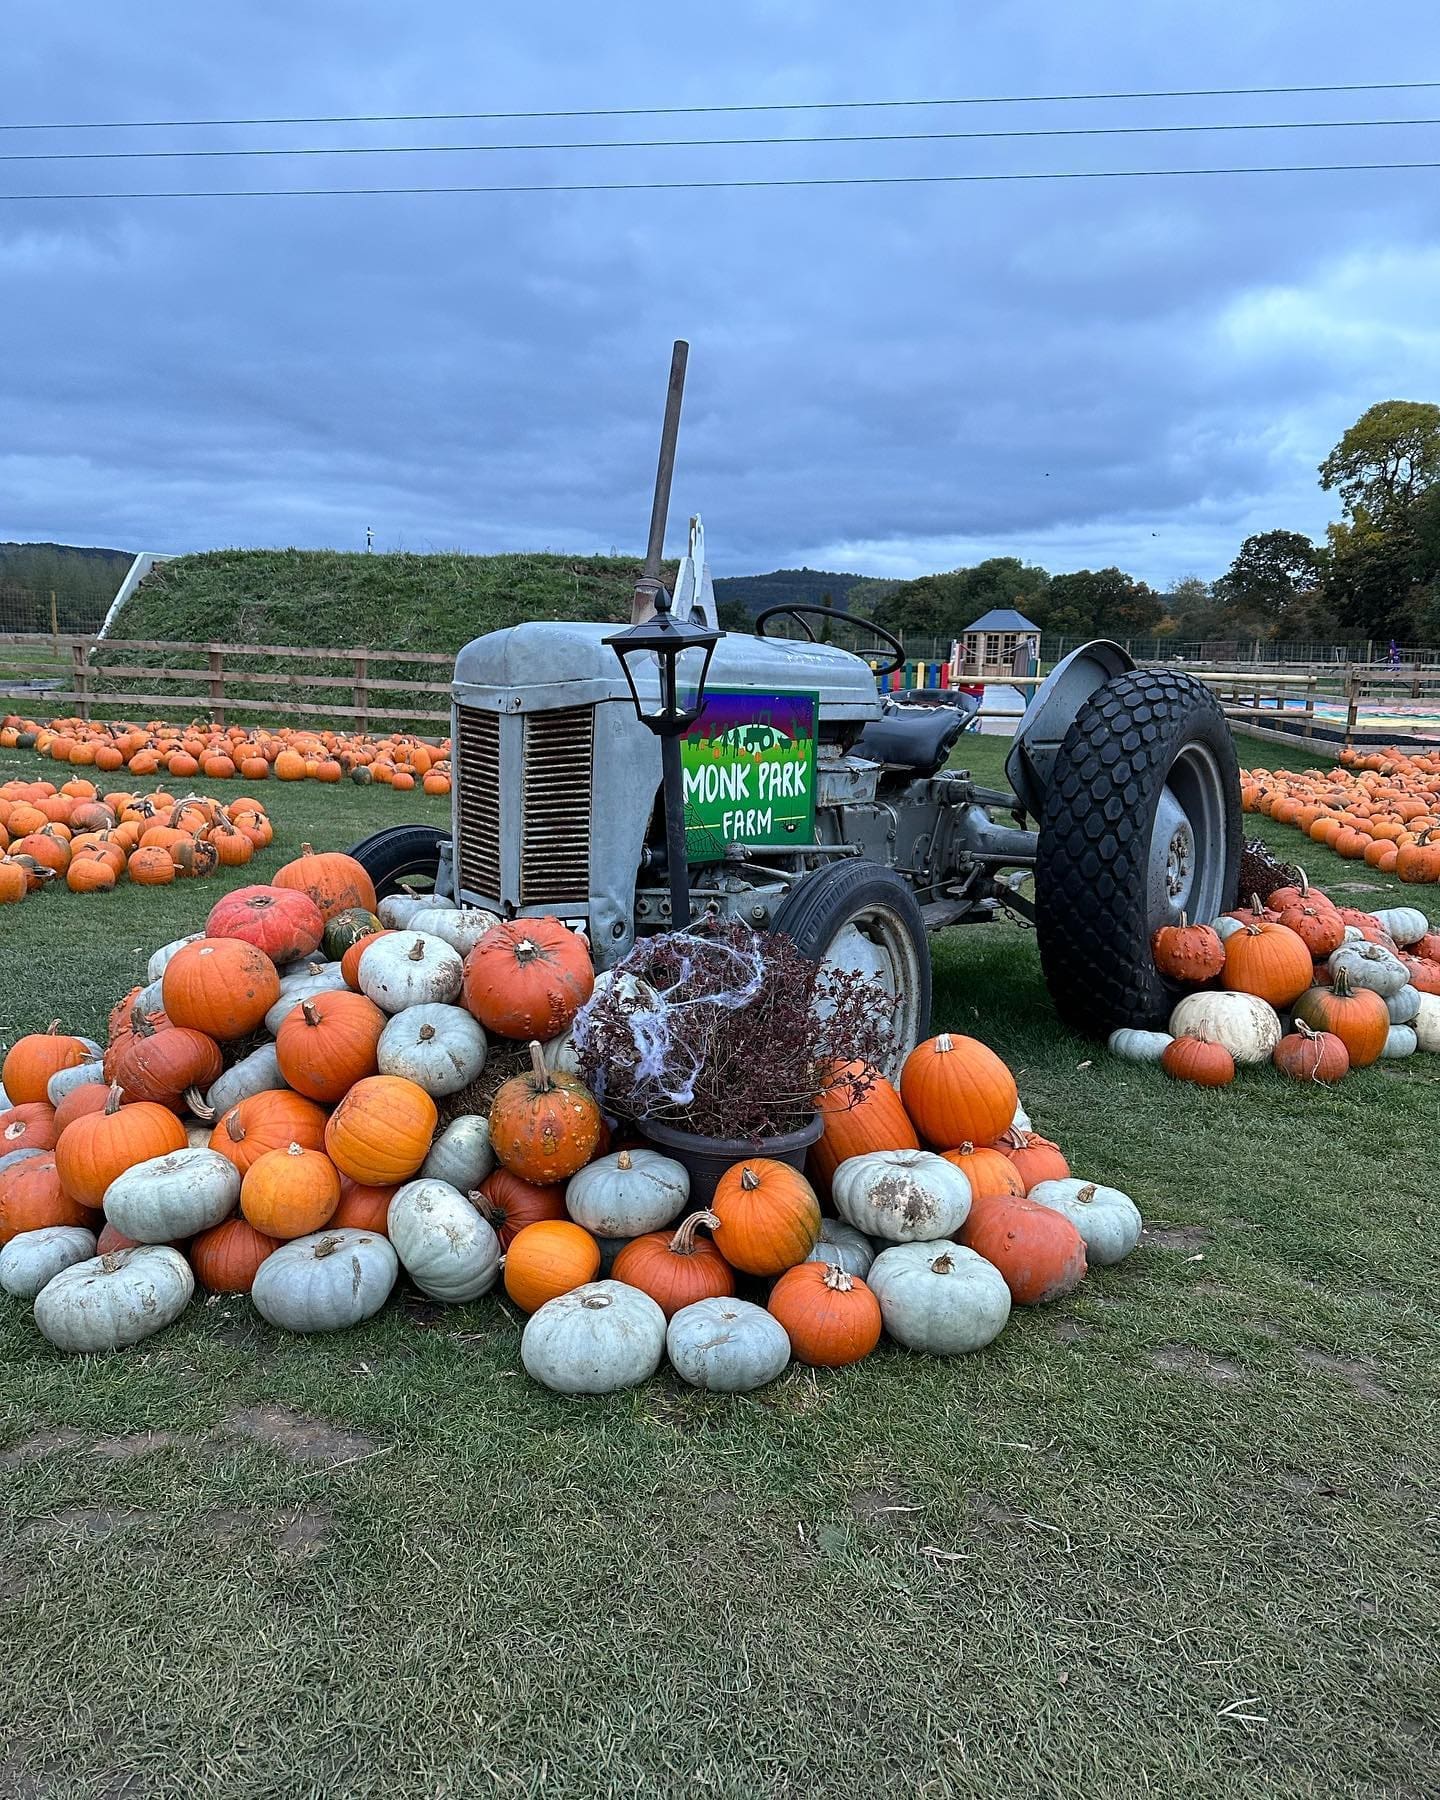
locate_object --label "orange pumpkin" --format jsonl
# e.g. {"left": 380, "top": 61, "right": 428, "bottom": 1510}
{"left": 610, "top": 1209, "right": 734, "bottom": 1317}
{"left": 126, "top": 845, "right": 176, "bottom": 885}
{"left": 809, "top": 1060, "right": 919, "bottom": 1194}
{"left": 210, "top": 1090, "right": 330, "bottom": 1177}
{"left": 1150, "top": 914, "right": 1225, "bottom": 984}
{"left": 462, "top": 919, "right": 594, "bottom": 1039}
{"left": 275, "top": 990, "right": 386, "bottom": 1102}
{"left": 900, "top": 1033, "right": 1018, "bottom": 1150}
{"left": 0, "top": 1152, "right": 97, "bottom": 1245}
{"left": 2, "top": 1024, "right": 91, "bottom": 1105}
{"left": 503, "top": 1219, "right": 601, "bottom": 1313}
{"left": 1221, "top": 919, "right": 1314, "bottom": 1008}
{"left": 1273, "top": 1022, "right": 1350, "bottom": 1085}
{"left": 488, "top": 1042, "right": 601, "bottom": 1184}
{"left": 240, "top": 1143, "right": 341, "bottom": 1239}
{"left": 961, "top": 1192, "right": 1088, "bottom": 1304}
{"left": 330, "top": 1178, "right": 397, "bottom": 1235}
{"left": 709, "top": 1159, "right": 820, "bottom": 1276}
{"left": 940, "top": 1141, "right": 1025, "bottom": 1199}
{"left": 324, "top": 1075, "right": 436, "bottom": 1184}
{"left": 1, "top": 1101, "right": 58, "bottom": 1155}
{"left": 162, "top": 937, "right": 280, "bottom": 1040}
{"left": 190, "top": 1214, "right": 280, "bottom": 1292}
{"left": 273, "top": 843, "right": 377, "bottom": 920}
{"left": 1160, "top": 1034, "right": 1236, "bottom": 1087}
{"left": 994, "top": 1129, "right": 1070, "bottom": 1191}
{"left": 1292, "top": 969, "right": 1389, "bottom": 1068}
{"left": 52, "top": 1081, "right": 112, "bottom": 1135}
{"left": 54, "top": 1084, "right": 188, "bottom": 1206}
{"left": 342, "top": 929, "right": 394, "bottom": 990}
{"left": 471, "top": 1168, "right": 568, "bottom": 1247}
{"left": 767, "top": 1260, "right": 882, "bottom": 1367}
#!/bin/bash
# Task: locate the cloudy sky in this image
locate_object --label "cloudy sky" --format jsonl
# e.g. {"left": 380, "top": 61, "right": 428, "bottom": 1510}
{"left": 6, "top": 1, "right": 1439, "bottom": 587}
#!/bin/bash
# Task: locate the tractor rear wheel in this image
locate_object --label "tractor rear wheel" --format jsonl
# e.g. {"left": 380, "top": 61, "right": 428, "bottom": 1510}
{"left": 1034, "top": 668, "right": 1240, "bottom": 1036}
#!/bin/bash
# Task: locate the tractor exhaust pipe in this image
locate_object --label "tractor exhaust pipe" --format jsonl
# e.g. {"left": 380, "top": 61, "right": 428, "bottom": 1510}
{"left": 633, "top": 339, "right": 689, "bottom": 624}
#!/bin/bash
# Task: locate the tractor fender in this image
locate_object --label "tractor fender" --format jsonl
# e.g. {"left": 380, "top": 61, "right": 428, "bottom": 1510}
{"left": 1003, "top": 639, "right": 1134, "bottom": 821}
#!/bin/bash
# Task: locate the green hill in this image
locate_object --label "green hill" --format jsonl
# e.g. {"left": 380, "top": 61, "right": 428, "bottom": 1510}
{"left": 712, "top": 566, "right": 874, "bottom": 616}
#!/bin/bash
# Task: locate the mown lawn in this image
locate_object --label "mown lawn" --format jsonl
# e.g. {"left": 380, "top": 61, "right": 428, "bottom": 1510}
{"left": 1, "top": 732, "right": 1437, "bottom": 1800}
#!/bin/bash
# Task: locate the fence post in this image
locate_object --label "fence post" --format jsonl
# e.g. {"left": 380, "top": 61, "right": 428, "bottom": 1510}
{"left": 71, "top": 640, "right": 91, "bottom": 721}
{"left": 353, "top": 652, "right": 370, "bottom": 732}
{"left": 49, "top": 591, "right": 58, "bottom": 640}
{"left": 207, "top": 649, "right": 226, "bottom": 725}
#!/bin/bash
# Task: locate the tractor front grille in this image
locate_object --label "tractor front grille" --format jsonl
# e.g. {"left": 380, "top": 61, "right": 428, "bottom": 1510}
{"left": 520, "top": 705, "right": 594, "bottom": 905}
{"left": 455, "top": 705, "right": 502, "bottom": 899}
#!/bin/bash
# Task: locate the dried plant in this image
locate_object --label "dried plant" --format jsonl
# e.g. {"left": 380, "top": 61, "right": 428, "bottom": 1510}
{"left": 573, "top": 917, "right": 894, "bottom": 1140}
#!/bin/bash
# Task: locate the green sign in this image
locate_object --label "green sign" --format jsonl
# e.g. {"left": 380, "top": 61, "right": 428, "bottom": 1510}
{"left": 681, "top": 689, "right": 818, "bottom": 863}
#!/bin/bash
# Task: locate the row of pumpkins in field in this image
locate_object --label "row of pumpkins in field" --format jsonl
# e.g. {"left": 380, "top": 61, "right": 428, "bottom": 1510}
{"left": 0, "top": 855, "right": 1143, "bottom": 1393}
{"left": 1242, "top": 751, "right": 1440, "bottom": 881}
{"left": 1110, "top": 882, "right": 1440, "bottom": 1086}
{"left": 0, "top": 775, "right": 275, "bottom": 901}
{"left": 1, "top": 714, "right": 451, "bottom": 795}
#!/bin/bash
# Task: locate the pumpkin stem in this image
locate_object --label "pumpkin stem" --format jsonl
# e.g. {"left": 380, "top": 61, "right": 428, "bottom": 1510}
{"left": 1294, "top": 1020, "right": 1317, "bottom": 1040}
{"left": 1076, "top": 1183, "right": 1097, "bottom": 1202}
{"left": 407, "top": 939, "right": 426, "bottom": 962}
{"left": 930, "top": 1251, "right": 955, "bottom": 1275}
{"left": 956, "top": 1141, "right": 975, "bottom": 1156}
{"left": 224, "top": 1110, "right": 246, "bottom": 1143}
{"left": 668, "top": 1209, "right": 721, "bottom": 1256}
{"left": 1330, "top": 967, "right": 1353, "bottom": 999}
{"left": 579, "top": 1291, "right": 612, "bottom": 1310}
{"left": 526, "top": 1040, "right": 554, "bottom": 1090}
{"left": 739, "top": 1165, "right": 761, "bottom": 1192}
{"left": 301, "top": 999, "right": 322, "bottom": 1027}
{"left": 1248, "top": 892, "right": 1265, "bottom": 917}
{"left": 512, "top": 937, "right": 540, "bottom": 966}
{"left": 313, "top": 1233, "right": 342, "bottom": 1258}
{"left": 103, "top": 1081, "right": 125, "bottom": 1116}
{"left": 185, "top": 1086, "right": 215, "bottom": 1122}
{"left": 822, "top": 1264, "right": 855, "bottom": 1293}
{"left": 616, "top": 1149, "right": 633, "bottom": 1171}
{"left": 934, "top": 1032, "right": 953, "bottom": 1053}
{"left": 418, "top": 1024, "right": 436, "bottom": 1043}
{"left": 99, "top": 1252, "right": 125, "bottom": 1272}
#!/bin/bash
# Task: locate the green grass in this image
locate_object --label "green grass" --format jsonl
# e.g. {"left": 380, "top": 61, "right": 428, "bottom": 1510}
{"left": 1, "top": 733, "right": 1438, "bottom": 1798}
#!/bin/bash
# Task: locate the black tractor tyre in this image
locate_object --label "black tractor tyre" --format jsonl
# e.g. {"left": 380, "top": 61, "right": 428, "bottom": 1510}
{"left": 772, "top": 861, "right": 932, "bottom": 1070}
{"left": 347, "top": 825, "right": 448, "bottom": 901}
{"left": 1034, "top": 669, "right": 1241, "bottom": 1037}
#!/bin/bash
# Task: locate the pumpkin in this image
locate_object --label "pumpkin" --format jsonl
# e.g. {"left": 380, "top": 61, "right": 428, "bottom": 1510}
{"left": 2, "top": 1102, "right": 58, "bottom": 1155}
{"left": 205, "top": 884, "right": 325, "bottom": 963}
{"left": 106, "top": 1018, "right": 223, "bottom": 1111}
{"left": 387, "top": 1178, "right": 501, "bottom": 1302}
{"left": 610, "top": 1209, "right": 734, "bottom": 1316}
{"left": 357, "top": 932, "right": 464, "bottom": 1013}
{"left": 1328, "top": 940, "right": 1410, "bottom": 1000}
{"left": 1027, "top": 1179, "right": 1142, "bottom": 1265}
{"left": 275, "top": 990, "right": 386, "bottom": 1102}
{"left": 1407, "top": 956, "right": 1440, "bottom": 996}
{"left": 1160, "top": 1033, "right": 1236, "bottom": 1087}
{"left": 462, "top": 918, "right": 594, "bottom": 1040}
{"left": 1382, "top": 1024, "right": 1418, "bottom": 1058}
{"left": 809, "top": 1061, "right": 919, "bottom": 1193}
{"left": 1292, "top": 969, "right": 1390, "bottom": 1068}
{"left": 939, "top": 1141, "right": 1025, "bottom": 1199}
{"left": 709, "top": 1159, "right": 820, "bottom": 1276}
{"left": 210, "top": 1090, "right": 329, "bottom": 1177}
{"left": 162, "top": 937, "right": 280, "bottom": 1040}
{"left": 666, "top": 1296, "right": 791, "bottom": 1391}
{"left": 2, "top": 1025, "right": 91, "bottom": 1105}
{"left": 202, "top": 1044, "right": 289, "bottom": 1119}
{"left": 1274, "top": 900, "right": 1346, "bottom": 958}
{"left": 766, "top": 1260, "right": 881, "bottom": 1367}
{"left": 831, "top": 1148, "right": 972, "bottom": 1243}
{"left": 190, "top": 1214, "right": 280, "bottom": 1292}
{"left": 377, "top": 893, "right": 446, "bottom": 930}
{"left": 55, "top": 1085, "right": 188, "bottom": 1206}
{"left": 866, "top": 1241, "right": 1011, "bottom": 1354}
{"left": 994, "top": 1129, "right": 1070, "bottom": 1191}
{"left": 1385, "top": 984, "right": 1423, "bottom": 1025}
{"left": 1150, "top": 914, "right": 1225, "bottom": 983}
{"left": 420, "top": 1116, "right": 495, "bottom": 1194}
{"left": 0, "top": 1224, "right": 96, "bottom": 1299}
{"left": 34, "top": 1245, "right": 194, "bottom": 1352}
{"left": 1168, "top": 991, "right": 1282, "bottom": 1065}
{"left": 806, "top": 1217, "right": 876, "bottom": 1279}
{"left": 104, "top": 1147, "right": 241, "bottom": 1241}
{"left": 240, "top": 1143, "right": 341, "bottom": 1240}
{"left": 504, "top": 1218, "right": 601, "bottom": 1313}
{"left": 322, "top": 906, "right": 383, "bottom": 960}
{"left": 472, "top": 1167, "right": 568, "bottom": 1247}
{"left": 900, "top": 1033, "right": 1018, "bottom": 1150}
{"left": 250, "top": 1227, "right": 398, "bottom": 1332}
{"left": 489, "top": 1042, "right": 602, "bottom": 1184}
{"left": 407, "top": 905, "right": 500, "bottom": 957}
{"left": 324, "top": 1075, "right": 437, "bottom": 1185}
{"left": 520, "top": 1279, "right": 666, "bottom": 1394}
{"left": 263, "top": 961, "right": 348, "bottom": 1037}
{"left": 1410, "top": 992, "right": 1440, "bottom": 1053}
{"left": 1270, "top": 1016, "right": 1349, "bottom": 1083}
{"left": 330, "top": 1178, "right": 397, "bottom": 1234}
{"left": 343, "top": 930, "right": 394, "bottom": 990}
{"left": 1221, "top": 918, "right": 1313, "bottom": 1008}
{"left": 376, "top": 1003, "right": 488, "bottom": 1097}
{"left": 564, "top": 1147, "right": 689, "bottom": 1237}
{"left": 960, "top": 1193, "right": 1087, "bottom": 1304}
{"left": 273, "top": 843, "right": 377, "bottom": 919}
{"left": 0, "top": 1155, "right": 96, "bottom": 1245}
{"left": 47, "top": 1059, "right": 107, "bottom": 1110}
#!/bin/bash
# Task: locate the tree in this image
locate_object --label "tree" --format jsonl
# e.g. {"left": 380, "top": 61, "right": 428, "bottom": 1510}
{"left": 1158, "top": 576, "right": 1219, "bottom": 638}
{"left": 1033, "top": 568, "right": 1162, "bottom": 638}
{"left": 715, "top": 597, "right": 752, "bottom": 632}
{"left": 1215, "top": 530, "right": 1324, "bottom": 637}
{"left": 1318, "top": 400, "right": 1440, "bottom": 524}
{"left": 872, "top": 557, "right": 1050, "bottom": 640}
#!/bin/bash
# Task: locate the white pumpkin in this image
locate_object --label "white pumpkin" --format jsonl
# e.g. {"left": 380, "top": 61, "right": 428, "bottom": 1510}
{"left": 1386, "top": 984, "right": 1422, "bottom": 1025}
{"left": 251, "top": 1228, "right": 398, "bottom": 1333}
{"left": 521, "top": 1279, "right": 666, "bottom": 1394}
{"left": 1382, "top": 1024, "right": 1418, "bottom": 1059}
{"left": 1168, "top": 991, "right": 1281, "bottom": 1065}
{"left": 1026, "top": 1178, "right": 1142, "bottom": 1266}
{"left": 407, "top": 905, "right": 500, "bottom": 956}
{"left": 1414, "top": 993, "right": 1440, "bottom": 1054}
{"left": 0, "top": 1225, "right": 97, "bottom": 1299}
{"left": 103, "top": 1147, "right": 241, "bottom": 1243}
{"left": 867, "top": 1241, "right": 1011, "bottom": 1354}
{"left": 203, "top": 1044, "right": 289, "bottom": 1118}
{"left": 147, "top": 932, "right": 204, "bottom": 983}
{"left": 805, "top": 1218, "right": 875, "bottom": 1279}
{"left": 376, "top": 1004, "right": 487, "bottom": 1097}
{"left": 0, "top": 1146, "right": 44, "bottom": 1178}
{"left": 359, "top": 933, "right": 464, "bottom": 1013}
{"left": 832, "top": 1149, "right": 971, "bottom": 1243}
{"left": 667, "top": 1296, "right": 792, "bottom": 1391}
{"left": 421, "top": 1115, "right": 495, "bottom": 1192}
{"left": 47, "top": 1059, "right": 106, "bottom": 1108}
{"left": 387, "top": 1179, "right": 500, "bottom": 1302}
{"left": 565, "top": 1149, "right": 689, "bottom": 1237}
{"left": 35, "top": 1245, "right": 194, "bottom": 1353}
{"left": 541, "top": 1029, "right": 581, "bottom": 1078}
{"left": 0, "top": 1084, "right": 12, "bottom": 1113}
{"left": 1010, "top": 1097, "right": 1032, "bottom": 1133}
{"left": 1370, "top": 906, "right": 1429, "bottom": 947}
{"left": 378, "top": 893, "right": 455, "bottom": 929}
{"left": 263, "top": 961, "right": 347, "bottom": 1035}
{"left": 1329, "top": 941, "right": 1409, "bottom": 999}
{"left": 135, "top": 977, "right": 166, "bottom": 1019}
{"left": 1106, "top": 1028, "right": 1173, "bottom": 1063}
{"left": 1211, "top": 914, "right": 1246, "bottom": 942}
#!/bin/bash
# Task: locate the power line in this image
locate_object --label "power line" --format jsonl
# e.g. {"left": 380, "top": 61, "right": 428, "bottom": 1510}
{"left": 4, "top": 158, "right": 1437, "bottom": 201}
{"left": 3, "top": 114, "right": 1436, "bottom": 163}
{"left": 3, "top": 79, "right": 1440, "bottom": 134}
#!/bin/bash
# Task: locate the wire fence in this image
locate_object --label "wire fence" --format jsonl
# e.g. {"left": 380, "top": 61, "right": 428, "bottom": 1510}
{"left": 0, "top": 584, "right": 112, "bottom": 637}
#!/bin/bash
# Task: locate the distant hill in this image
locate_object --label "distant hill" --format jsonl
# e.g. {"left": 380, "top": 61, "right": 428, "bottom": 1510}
{"left": 0, "top": 542, "right": 133, "bottom": 628}
{"left": 713, "top": 567, "right": 877, "bottom": 617}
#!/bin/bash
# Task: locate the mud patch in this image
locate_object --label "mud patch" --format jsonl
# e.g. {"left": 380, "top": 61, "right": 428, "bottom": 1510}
{"left": 1142, "top": 1224, "right": 1213, "bottom": 1253}
{"left": 1150, "top": 1343, "right": 1249, "bottom": 1387}
{"left": 1295, "top": 1348, "right": 1390, "bottom": 1402}
{"left": 216, "top": 1406, "right": 377, "bottom": 1462}
{"left": 89, "top": 1430, "right": 185, "bottom": 1462}
{"left": 849, "top": 1485, "right": 922, "bottom": 1532}
{"left": 204, "top": 1506, "right": 333, "bottom": 1557}
{"left": 23, "top": 1506, "right": 153, "bottom": 1543}
{"left": 0, "top": 1428, "right": 88, "bottom": 1468}
{"left": 1048, "top": 1316, "right": 1093, "bottom": 1343}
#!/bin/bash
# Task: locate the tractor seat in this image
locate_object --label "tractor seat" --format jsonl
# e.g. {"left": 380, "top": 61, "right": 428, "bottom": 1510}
{"left": 855, "top": 696, "right": 976, "bottom": 776}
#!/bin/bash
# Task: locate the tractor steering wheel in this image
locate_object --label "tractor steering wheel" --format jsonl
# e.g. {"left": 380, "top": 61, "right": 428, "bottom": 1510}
{"left": 753, "top": 604, "right": 908, "bottom": 678}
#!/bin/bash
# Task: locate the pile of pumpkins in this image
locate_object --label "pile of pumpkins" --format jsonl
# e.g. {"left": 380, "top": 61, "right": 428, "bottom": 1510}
{"left": 1, "top": 714, "right": 451, "bottom": 797}
{"left": 0, "top": 777, "right": 275, "bottom": 902}
{"left": 1241, "top": 751, "right": 1440, "bottom": 881}
{"left": 0, "top": 855, "right": 1145, "bottom": 1393}
{"left": 1108, "top": 883, "right": 1440, "bottom": 1086}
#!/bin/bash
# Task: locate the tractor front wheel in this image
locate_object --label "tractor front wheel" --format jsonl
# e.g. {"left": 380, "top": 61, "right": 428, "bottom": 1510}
{"left": 347, "top": 825, "right": 448, "bottom": 902}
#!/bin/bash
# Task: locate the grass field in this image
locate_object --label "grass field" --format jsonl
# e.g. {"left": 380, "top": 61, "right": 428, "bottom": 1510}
{"left": 2, "top": 733, "right": 1438, "bottom": 1799}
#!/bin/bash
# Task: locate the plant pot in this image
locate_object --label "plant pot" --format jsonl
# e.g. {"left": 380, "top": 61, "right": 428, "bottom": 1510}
{"left": 637, "top": 1113, "right": 823, "bottom": 1209}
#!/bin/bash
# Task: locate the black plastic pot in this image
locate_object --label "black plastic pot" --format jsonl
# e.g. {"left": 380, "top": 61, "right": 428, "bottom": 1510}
{"left": 637, "top": 1113, "right": 823, "bottom": 1208}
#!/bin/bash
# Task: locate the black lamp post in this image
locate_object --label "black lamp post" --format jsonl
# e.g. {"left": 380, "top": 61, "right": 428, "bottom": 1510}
{"left": 604, "top": 586, "right": 721, "bottom": 926}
